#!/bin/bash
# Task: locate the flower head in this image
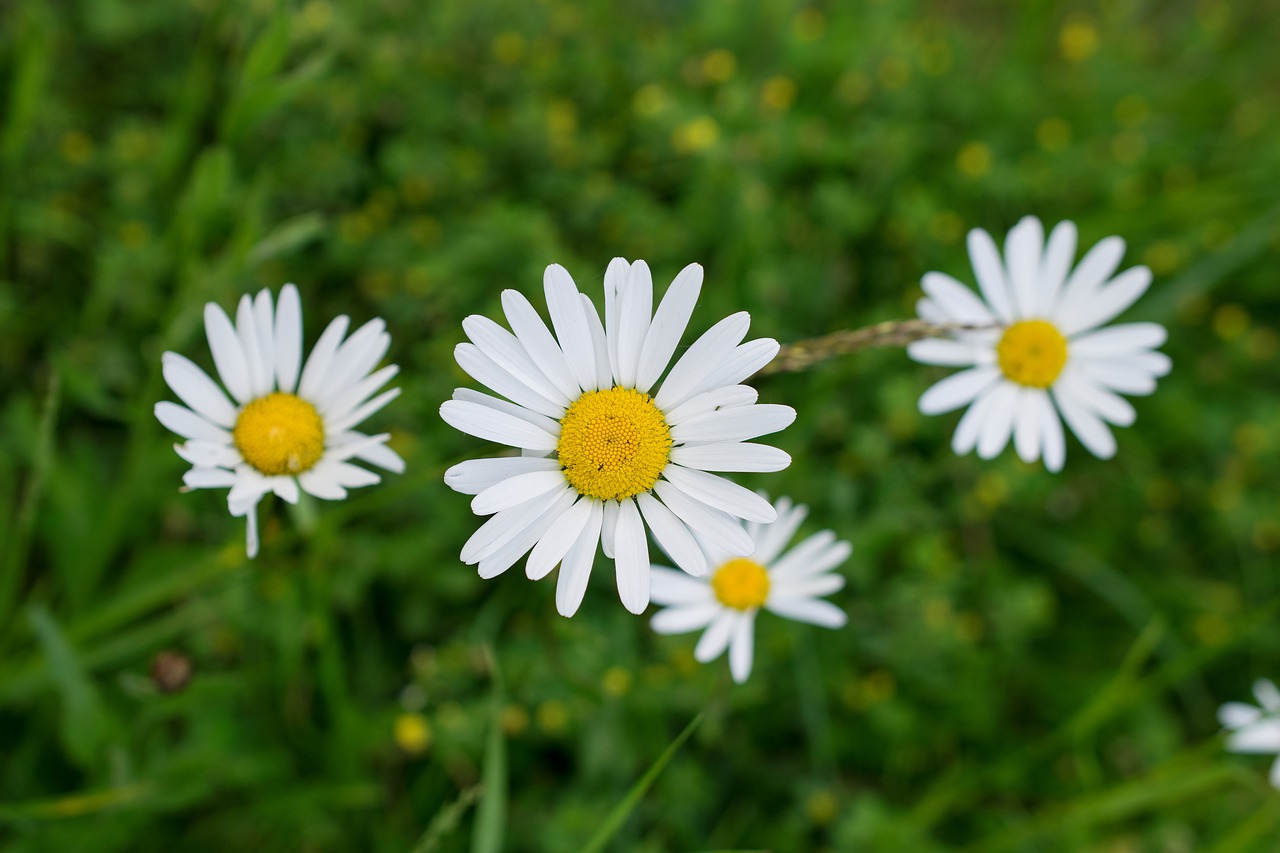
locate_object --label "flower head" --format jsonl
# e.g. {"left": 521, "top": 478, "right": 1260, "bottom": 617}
{"left": 909, "top": 216, "right": 1171, "bottom": 471}
{"left": 1219, "top": 678, "right": 1280, "bottom": 789}
{"left": 649, "top": 495, "right": 849, "bottom": 683}
{"left": 156, "top": 285, "right": 404, "bottom": 556}
{"left": 441, "top": 260, "right": 795, "bottom": 617}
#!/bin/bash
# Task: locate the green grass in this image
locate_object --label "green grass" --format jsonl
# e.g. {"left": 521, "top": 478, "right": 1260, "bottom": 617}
{"left": 2, "top": 0, "right": 1279, "bottom": 850}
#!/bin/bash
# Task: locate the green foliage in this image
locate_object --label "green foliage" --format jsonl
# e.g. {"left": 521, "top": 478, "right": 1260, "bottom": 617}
{"left": 2, "top": 0, "right": 1279, "bottom": 850}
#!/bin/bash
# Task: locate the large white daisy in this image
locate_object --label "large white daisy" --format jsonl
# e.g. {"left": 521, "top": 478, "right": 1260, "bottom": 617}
{"left": 156, "top": 284, "right": 405, "bottom": 557}
{"left": 1218, "top": 678, "right": 1280, "bottom": 789}
{"left": 908, "top": 215, "right": 1171, "bottom": 471}
{"left": 648, "top": 494, "right": 849, "bottom": 683}
{"left": 440, "top": 259, "right": 795, "bottom": 617}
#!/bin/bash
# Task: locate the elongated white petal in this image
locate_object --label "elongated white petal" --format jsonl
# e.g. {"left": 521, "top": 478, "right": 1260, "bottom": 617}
{"left": 600, "top": 500, "right": 620, "bottom": 559}
{"left": 728, "top": 614, "right": 755, "bottom": 683}
{"left": 692, "top": 339, "right": 779, "bottom": 398}
{"left": 1014, "top": 387, "right": 1046, "bottom": 463}
{"left": 582, "top": 293, "right": 613, "bottom": 390}
{"left": 1004, "top": 216, "right": 1044, "bottom": 318}
{"left": 694, "top": 611, "right": 737, "bottom": 662}
{"left": 1040, "top": 395, "right": 1066, "bottom": 472}
{"left": 765, "top": 596, "right": 847, "bottom": 628}
{"left": 918, "top": 366, "right": 1001, "bottom": 415}
{"left": 952, "top": 383, "right": 1004, "bottom": 455}
{"left": 651, "top": 603, "right": 719, "bottom": 634}
{"left": 544, "top": 264, "right": 597, "bottom": 392}
{"left": 162, "top": 352, "right": 238, "bottom": 428}
{"left": 614, "top": 260, "right": 654, "bottom": 389}
{"left": 328, "top": 388, "right": 401, "bottom": 434}
{"left": 603, "top": 257, "right": 629, "bottom": 380}
{"left": 555, "top": 500, "right": 603, "bottom": 617}
{"left": 439, "top": 399, "right": 558, "bottom": 452}
{"left": 650, "top": 565, "right": 714, "bottom": 605}
{"left": 753, "top": 498, "right": 805, "bottom": 566}
{"left": 637, "top": 492, "right": 708, "bottom": 577}
{"left": 204, "top": 302, "right": 253, "bottom": 403}
{"left": 1219, "top": 702, "right": 1263, "bottom": 730}
{"left": 451, "top": 387, "right": 562, "bottom": 433}
{"left": 298, "top": 315, "right": 351, "bottom": 400}
{"left": 1053, "top": 383, "right": 1117, "bottom": 459}
{"left": 661, "top": 465, "right": 777, "bottom": 523}
{"left": 156, "top": 402, "right": 232, "bottom": 443}
{"left": 445, "top": 456, "right": 560, "bottom": 496}
{"left": 275, "top": 283, "right": 303, "bottom": 393}
{"left": 461, "top": 488, "right": 572, "bottom": 564}
{"left": 1255, "top": 679, "right": 1280, "bottom": 713}
{"left": 527, "top": 497, "right": 593, "bottom": 580}
{"left": 252, "top": 289, "right": 276, "bottom": 393}
{"left": 315, "top": 320, "right": 388, "bottom": 405}
{"left": 670, "top": 404, "right": 795, "bottom": 445}
{"left": 670, "top": 442, "right": 790, "bottom": 473}
{"left": 976, "top": 383, "right": 1020, "bottom": 459}
{"left": 321, "top": 364, "right": 399, "bottom": 421}
{"left": 967, "top": 227, "right": 1014, "bottom": 322}
{"left": 664, "top": 385, "right": 758, "bottom": 426}
{"left": 771, "top": 537, "right": 852, "bottom": 580}
{"left": 502, "top": 289, "right": 580, "bottom": 401}
{"left": 271, "top": 475, "right": 299, "bottom": 504}
{"left": 1058, "top": 266, "right": 1152, "bottom": 336}
{"left": 636, "top": 263, "right": 702, "bottom": 392}
{"left": 183, "top": 467, "right": 238, "bottom": 489}
{"left": 773, "top": 572, "right": 846, "bottom": 601}
{"left": 472, "top": 469, "right": 565, "bottom": 515}
{"left": 653, "top": 312, "right": 751, "bottom": 411}
{"left": 1226, "top": 721, "right": 1280, "bottom": 754}
{"left": 614, "top": 498, "right": 650, "bottom": 613}
{"left": 1070, "top": 322, "right": 1167, "bottom": 357}
{"left": 235, "top": 295, "right": 270, "bottom": 398}
{"left": 297, "top": 465, "right": 346, "bottom": 500}
{"left": 175, "top": 439, "right": 241, "bottom": 468}
{"left": 1056, "top": 372, "right": 1135, "bottom": 425}
{"left": 454, "top": 342, "right": 565, "bottom": 419}
{"left": 1053, "top": 235, "right": 1125, "bottom": 323}
{"left": 1039, "top": 220, "right": 1078, "bottom": 313}
{"left": 920, "top": 272, "right": 995, "bottom": 324}
{"left": 906, "top": 338, "right": 992, "bottom": 367}
{"left": 653, "top": 480, "right": 754, "bottom": 557}
{"left": 476, "top": 489, "right": 576, "bottom": 579}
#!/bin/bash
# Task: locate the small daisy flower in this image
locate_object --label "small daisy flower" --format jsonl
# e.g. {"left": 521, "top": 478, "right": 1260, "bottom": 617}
{"left": 156, "top": 284, "right": 404, "bottom": 557}
{"left": 909, "top": 216, "right": 1171, "bottom": 471}
{"left": 1219, "top": 678, "right": 1280, "bottom": 789}
{"left": 648, "top": 495, "right": 849, "bottom": 683}
{"left": 441, "top": 260, "right": 795, "bottom": 617}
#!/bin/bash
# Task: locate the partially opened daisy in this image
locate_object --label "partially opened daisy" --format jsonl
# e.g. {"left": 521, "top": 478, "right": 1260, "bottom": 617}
{"left": 648, "top": 494, "right": 848, "bottom": 683}
{"left": 440, "top": 259, "right": 795, "bottom": 617}
{"left": 156, "top": 284, "right": 404, "bottom": 557}
{"left": 908, "top": 216, "right": 1171, "bottom": 471}
{"left": 1218, "top": 678, "right": 1280, "bottom": 789}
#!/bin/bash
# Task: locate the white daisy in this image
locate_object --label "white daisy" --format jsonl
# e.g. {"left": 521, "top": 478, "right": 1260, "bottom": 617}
{"left": 908, "top": 215, "right": 1172, "bottom": 471}
{"left": 648, "top": 494, "right": 849, "bottom": 683}
{"left": 155, "top": 284, "right": 405, "bottom": 557}
{"left": 1218, "top": 678, "right": 1280, "bottom": 789}
{"left": 440, "top": 259, "right": 795, "bottom": 617}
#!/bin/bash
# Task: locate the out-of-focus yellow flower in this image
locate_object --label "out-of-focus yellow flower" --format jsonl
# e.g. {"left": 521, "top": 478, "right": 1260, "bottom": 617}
{"left": 394, "top": 713, "right": 432, "bottom": 755}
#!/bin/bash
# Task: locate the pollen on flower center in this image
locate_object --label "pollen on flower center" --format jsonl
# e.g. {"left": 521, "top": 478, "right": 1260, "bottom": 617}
{"left": 557, "top": 387, "right": 672, "bottom": 502}
{"left": 233, "top": 392, "right": 325, "bottom": 476}
{"left": 996, "top": 320, "right": 1069, "bottom": 388}
{"left": 712, "top": 558, "right": 771, "bottom": 611}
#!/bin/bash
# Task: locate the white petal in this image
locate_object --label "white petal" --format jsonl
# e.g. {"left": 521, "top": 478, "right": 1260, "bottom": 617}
{"left": 728, "top": 614, "right": 755, "bottom": 683}
{"left": 476, "top": 489, "right": 576, "bottom": 579}
{"left": 967, "top": 227, "right": 1014, "bottom": 322}
{"left": 235, "top": 295, "right": 270, "bottom": 398}
{"left": 664, "top": 385, "right": 759, "bottom": 426}
{"left": 636, "top": 492, "right": 708, "bottom": 577}
{"left": 555, "top": 500, "right": 603, "bottom": 617}
{"left": 228, "top": 466, "right": 273, "bottom": 509}
{"left": 1072, "top": 360, "right": 1158, "bottom": 397}
{"left": 653, "top": 312, "right": 751, "bottom": 411}
{"left": 1226, "top": 720, "right": 1280, "bottom": 754}
{"left": 460, "top": 486, "right": 572, "bottom": 564}
{"left": 445, "top": 456, "right": 560, "bottom": 496}
{"left": 753, "top": 498, "right": 806, "bottom": 566}
{"left": 920, "top": 271, "right": 995, "bottom": 325}
{"left": 502, "top": 289, "right": 580, "bottom": 401}
{"left": 772, "top": 573, "right": 845, "bottom": 600}
{"left": 451, "top": 387, "right": 562, "bottom": 432}
{"left": 1219, "top": 702, "right": 1263, "bottom": 730}
{"left": 976, "top": 383, "right": 1020, "bottom": 459}
{"left": 614, "top": 498, "right": 650, "bottom": 614}
{"left": 1069, "top": 322, "right": 1167, "bottom": 357}
{"left": 669, "top": 404, "right": 795, "bottom": 445}
{"left": 252, "top": 289, "right": 276, "bottom": 392}
{"left": 327, "top": 387, "right": 401, "bottom": 434}
{"left": 1056, "top": 371, "right": 1136, "bottom": 425}
{"left": 544, "top": 264, "right": 597, "bottom": 392}
{"left": 243, "top": 506, "right": 259, "bottom": 558}
{"left": 1038, "top": 391, "right": 1066, "bottom": 473}
{"left": 162, "top": 352, "right": 238, "bottom": 428}
{"left": 951, "top": 383, "right": 1004, "bottom": 455}
{"left": 653, "top": 480, "right": 754, "bottom": 557}
{"left": 174, "top": 439, "right": 241, "bottom": 468}
{"left": 661, "top": 466, "right": 777, "bottom": 523}
{"left": 651, "top": 603, "right": 719, "bottom": 634}
{"left": 603, "top": 257, "right": 629, "bottom": 381}
{"left": 440, "top": 399, "right": 558, "bottom": 452}
{"left": 297, "top": 315, "right": 351, "bottom": 401}
{"left": 1270, "top": 756, "right": 1280, "bottom": 790}
{"left": 918, "top": 366, "right": 1001, "bottom": 416}
{"left": 271, "top": 475, "right": 299, "bottom": 504}
{"left": 636, "top": 263, "right": 702, "bottom": 392}
{"left": 320, "top": 364, "right": 399, "bottom": 421}
{"left": 772, "top": 536, "right": 853, "bottom": 580}
{"left": 1256, "top": 679, "right": 1280, "bottom": 714}
{"left": 906, "top": 338, "right": 992, "bottom": 367}
{"left": 329, "top": 430, "right": 404, "bottom": 473}
{"left": 650, "top": 565, "right": 714, "bottom": 605}
{"left": 183, "top": 467, "right": 238, "bottom": 489}
{"left": 582, "top": 293, "right": 613, "bottom": 390}
{"left": 204, "top": 302, "right": 253, "bottom": 404}
{"left": 765, "top": 597, "right": 847, "bottom": 628}
{"left": 1058, "top": 266, "right": 1152, "bottom": 336}
{"left": 472, "top": 469, "right": 566, "bottom": 515}
{"left": 155, "top": 402, "right": 232, "bottom": 443}
{"left": 315, "top": 320, "right": 389, "bottom": 405}
{"left": 600, "top": 500, "right": 620, "bottom": 559}
{"left": 1014, "top": 388, "right": 1046, "bottom": 463}
{"left": 1039, "top": 220, "right": 1078, "bottom": 314}
{"left": 615, "top": 260, "right": 654, "bottom": 389}
{"left": 454, "top": 342, "right": 565, "bottom": 419}
{"left": 527, "top": 497, "right": 593, "bottom": 580}
{"left": 694, "top": 611, "right": 737, "bottom": 662}
{"left": 275, "top": 284, "right": 303, "bottom": 393}
{"left": 690, "top": 339, "right": 779, "bottom": 399}
{"left": 297, "top": 465, "right": 346, "bottom": 500}
{"left": 1004, "top": 216, "right": 1044, "bottom": 319}
{"left": 670, "top": 442, "right": 790, "bottom": 473}
{"left": 1052, "top": 382, "right": 1117, "bottom": 459}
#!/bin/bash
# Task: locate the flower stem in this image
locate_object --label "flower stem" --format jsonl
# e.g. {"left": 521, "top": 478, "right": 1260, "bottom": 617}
{"left": 762, "top": 319, "right": 995, "bottom": 375}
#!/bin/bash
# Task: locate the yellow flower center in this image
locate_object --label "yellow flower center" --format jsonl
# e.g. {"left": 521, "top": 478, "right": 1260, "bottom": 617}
{"left": 712, "top": 558, "right": 771, "bottom": 611}
{"left": 556, "top": 387, "right": 672, "bottom": 502}
{"left": 996, "top": 320, "right": 1069, "bottom": 388}
{"left": 232, "top": 392, "right": 325, "bottom": 476}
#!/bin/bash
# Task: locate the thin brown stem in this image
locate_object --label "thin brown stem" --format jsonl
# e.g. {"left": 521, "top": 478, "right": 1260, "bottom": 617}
{"left": 761, "top": 319, "right": 997, "bottom": 376}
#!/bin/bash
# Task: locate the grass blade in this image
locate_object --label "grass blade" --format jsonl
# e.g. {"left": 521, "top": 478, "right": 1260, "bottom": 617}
{"left": 471, "top": 646, "right": 506, "bottom": 853}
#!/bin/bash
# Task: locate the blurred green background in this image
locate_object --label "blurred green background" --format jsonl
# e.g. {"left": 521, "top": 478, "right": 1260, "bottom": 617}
{"left": 2, "top": 0, "right": 1279, "bottom": 850}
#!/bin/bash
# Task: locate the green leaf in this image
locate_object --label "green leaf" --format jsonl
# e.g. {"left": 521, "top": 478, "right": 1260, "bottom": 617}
{"left": 471, "top": 647, "right": 507, "bottom": 853}
{"left": 27, "top": 605, "right": 110, "bottom": 767}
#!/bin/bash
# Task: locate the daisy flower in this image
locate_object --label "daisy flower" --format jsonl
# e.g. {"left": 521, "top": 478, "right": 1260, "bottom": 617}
{"left": 648, "top": 495, "right": 849, "bottom": 683}
{"left": 155, "top": 284, "right": 404, "bottom": 557}
{"left": 908, "top": 216, "right": 1171, "bottom": 471}
{"left": 440, "top": 259, "right": 795, "bottom": 617}
{"left": 1219, "top": 678, "right": 1280, "bottom": 789}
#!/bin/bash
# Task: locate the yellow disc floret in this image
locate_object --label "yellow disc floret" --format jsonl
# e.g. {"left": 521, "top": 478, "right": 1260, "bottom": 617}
{"left": 557, "top": 387, "right": 672, "bottom": 502}
{"left": 233, "top": 392, "right": 325, "bottom": 476}
{"left": 996, "top": 320, "right": 1069, "bottom": 388}
{"left": 712, "top": 558, "right": 771, "bottom": 611}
